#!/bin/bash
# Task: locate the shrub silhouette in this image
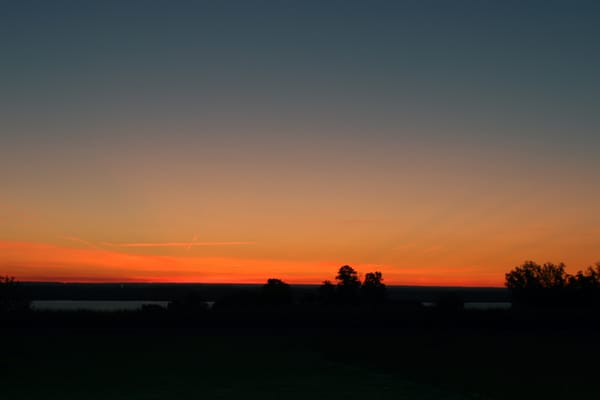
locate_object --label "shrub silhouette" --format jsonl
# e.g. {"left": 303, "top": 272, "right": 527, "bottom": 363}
{"left": 335, "top": 265, "right": 361, "bottom": 305}
{"left": 505, "top": 261, "right": 568, "bottom": 290}
{"left": 318, "top": 280, "right": 336, "bottom": 305}
{"left": 260, "top": 278, "right": 292, "bottom": 306}
{"left": 505, "top": 261, "right": 569, "bottom": 307}
{"left": 567, "top": 263, "right": 600, "bottom": 307}
{"left": 569, "top": 263, "right": 600, "bottom": 290}
{"left": 318, "top": 267, "right": 388, "bottom": 306}
{"left": 361, "top": 271, "right": 387, "bottom": 304}
{"left": 0, "top": 276, "right": 31, "bottom": 313}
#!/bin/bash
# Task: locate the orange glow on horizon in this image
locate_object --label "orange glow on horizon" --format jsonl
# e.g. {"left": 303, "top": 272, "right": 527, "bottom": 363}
{"left": 0, "top": 240, "right": 503, "bottom": 287}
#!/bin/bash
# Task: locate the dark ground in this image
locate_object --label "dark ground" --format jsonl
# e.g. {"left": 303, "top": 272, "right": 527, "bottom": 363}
{"left": 21, "top": 282, "right": 510, "bottom": 303}
{"left": 2, "top": 308, "right": 599, "bottom": 400}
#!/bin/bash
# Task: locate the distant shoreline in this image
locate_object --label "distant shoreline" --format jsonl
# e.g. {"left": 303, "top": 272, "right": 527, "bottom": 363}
{"left": 21, "top": 281, "right": 505, "bottom": 289}
{"left": 21, "top": 282, "right": 510, "bottom": 303}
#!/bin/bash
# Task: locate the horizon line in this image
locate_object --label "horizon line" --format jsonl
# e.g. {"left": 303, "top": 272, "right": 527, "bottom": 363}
{"left": 18, "top": 279, "right": 505, "bottom": 289}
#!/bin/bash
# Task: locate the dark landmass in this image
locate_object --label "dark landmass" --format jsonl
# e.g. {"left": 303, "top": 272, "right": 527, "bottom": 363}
{"left": 3, "top": 271, "right": 600, "bottom": 399}
{"left": 2, "top": 306, "right": 599, "bottom": 400}
{"left": 21, "top": 281, "right": 510, "bottom": 303}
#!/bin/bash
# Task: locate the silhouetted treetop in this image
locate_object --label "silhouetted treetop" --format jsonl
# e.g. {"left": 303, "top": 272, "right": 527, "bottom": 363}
{"left": 321, "top": 280, "right": 334, "bottom": 287}
{"left": 334, "top": 266, "right": 362, "bottom": 305}
{"left": 0, "top": 276, "right": 31, "bottom": 313}
{"left": 505, "top": 261, "right": 568, "bottom": 290}
{"left": 569, "top": 263, "right": 600, "bottom": 290}
{"left": 362, "top": 272, "right": 384, "bottom": 288}
{"left": 264, "top": 278, "right": 289, "bottom": 288}
{"left": 361, "top": 271, "right": 387, "bottom": 304}
{"left": 335, "top": 265, "right": 361, "bottom": 288}
{"left": 504, "top": 260, "right": 600, "bottom": 308}
{"left": 318, "top": 280, "right": 336, "bottom": 305}
{"left": 261, "top": 278, "right": 292, "bottom": 306}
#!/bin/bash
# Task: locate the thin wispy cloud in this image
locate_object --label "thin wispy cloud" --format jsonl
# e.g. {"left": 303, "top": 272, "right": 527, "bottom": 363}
{"left": 186, "top": 234, "right": 200, "bottom": 251}
{"left": 62, "top": 236, "right": 102, "bottom": 250}
{"left": 0, "top": 240, "right": 504, "bottom": 286}
{"left": 102, "top": 241, "right": 256, "bottom": 248}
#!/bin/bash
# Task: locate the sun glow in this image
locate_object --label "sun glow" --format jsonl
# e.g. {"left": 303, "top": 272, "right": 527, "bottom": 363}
{"left": 0, "top": 240, "right": 502, "bottom": 286}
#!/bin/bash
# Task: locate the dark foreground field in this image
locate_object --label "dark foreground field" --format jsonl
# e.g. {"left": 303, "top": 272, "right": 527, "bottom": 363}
{"left": 3, "top": 334, "right": 460, "bottom": 400}
{"left": 2, "top": 310, "right": 599, "bottom": 400}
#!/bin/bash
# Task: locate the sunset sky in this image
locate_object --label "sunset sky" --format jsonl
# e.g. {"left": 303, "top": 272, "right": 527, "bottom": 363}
{"left": 1, "top": 1, "right": 599, "bottom": 286}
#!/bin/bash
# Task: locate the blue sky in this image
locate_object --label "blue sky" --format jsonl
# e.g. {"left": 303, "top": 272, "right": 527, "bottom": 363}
{"left": 1, "top": 1, "right": 599, "bottom": 284}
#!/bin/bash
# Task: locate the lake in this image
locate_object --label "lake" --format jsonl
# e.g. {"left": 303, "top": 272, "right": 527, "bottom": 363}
{"left": 32, "top": 300, "right": 170, "bottom": 311}
{"left": 32, "top": 300, "right": 510, "bottom": 311}
{"left": 422, "top": 302, "right": 512, "bottom": 310}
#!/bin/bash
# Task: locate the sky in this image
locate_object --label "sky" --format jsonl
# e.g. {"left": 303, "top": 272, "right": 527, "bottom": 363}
{"left": 1, "top": 0, "right": 599, "bottom": 286}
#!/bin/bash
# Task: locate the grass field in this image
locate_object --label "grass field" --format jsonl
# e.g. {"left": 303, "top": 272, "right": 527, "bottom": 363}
{"left": 2, "top": 333, "right": 469, "bottom": 400}
{"left": 2, "top": 306, "right": 600, "bottom": 400}
{"left": 2, "top": 327, "right": 599, "bottom": 400}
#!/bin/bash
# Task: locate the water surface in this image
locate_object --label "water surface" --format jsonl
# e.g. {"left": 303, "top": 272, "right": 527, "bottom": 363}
{"left": 32, "top": 300, "right": 169, "bottom": 311}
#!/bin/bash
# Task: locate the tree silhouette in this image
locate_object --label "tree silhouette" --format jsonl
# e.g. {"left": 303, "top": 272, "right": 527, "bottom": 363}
{"left": 0, "top": 276, "right": 30, "bottom": 313}
{"left": 361, "top": 271, "right": 387, "bottom": 304}
{"left": 318, "top": 280, "right": 336, "bottom": 305}
{"left": 335, "top": 265, "right": 361, "bottom": 305}
{"left": 336, "top": 265, "right": 360, "bottom": 287}
{"left": 569, "top": 263, "right": 600, "bottom": 290}
{"left": 568, "top": 263, "right": 600, "bottom": 307}
{"left": 505, "top": 261, "right": 568, "bottom": 290}
{"left": 505, "top": 261, "right": 568, "bottom": 307}
{"left": 261, "top": 278, "right": 292, "bottom": 306}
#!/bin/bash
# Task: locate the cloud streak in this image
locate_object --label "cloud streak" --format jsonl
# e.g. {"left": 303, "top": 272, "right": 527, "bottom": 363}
{"left": 62, "top": 236, "right": 102, "bottom": 250}
{"left": 0, "top": 240, "right": 503, "bottom": 286}
{"left": 102, "top": 241, "right": 256, "bottom": 248}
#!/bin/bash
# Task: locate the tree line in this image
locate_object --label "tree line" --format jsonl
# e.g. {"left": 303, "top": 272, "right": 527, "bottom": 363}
{"left": 205, "top": 265, "right": 387, "bottom": 311}
{"left": 505, "top": 261, "right": 600, "bottom": 307}
{"left": 0, "top": 276, "right": 31, "bottom": 313}
{"left": 5, "top": 260, "right": 600, "bottom": 313}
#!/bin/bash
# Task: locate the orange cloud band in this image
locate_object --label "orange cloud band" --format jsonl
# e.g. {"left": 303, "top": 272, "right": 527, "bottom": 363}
{"left": 0, "top": 240, "right": 502, "bottom": 286}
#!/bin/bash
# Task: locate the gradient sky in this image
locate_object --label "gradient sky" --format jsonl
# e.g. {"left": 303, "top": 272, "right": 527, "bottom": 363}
{"left": 1, "top": 0, "right": 599, "bottom": 286}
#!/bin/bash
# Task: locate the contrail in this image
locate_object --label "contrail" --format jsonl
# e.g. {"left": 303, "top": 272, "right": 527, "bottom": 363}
{"left": 62, "top": 236, "right": 102, "bottom": 250}
{"left": 186, "top": 234, "right": 199, "bottom": 251}
{"left": 102, "top": 241, "right": 255, "bottom": 248}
